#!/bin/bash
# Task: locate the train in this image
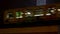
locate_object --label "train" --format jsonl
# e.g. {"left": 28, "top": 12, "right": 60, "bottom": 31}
{"left": 3, "top": 3, "right": 60, "bottom": 24}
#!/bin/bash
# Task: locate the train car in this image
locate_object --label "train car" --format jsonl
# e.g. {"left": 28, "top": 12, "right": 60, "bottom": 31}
{"left": 3, "top": 3, "right": 60, "bottom": 24}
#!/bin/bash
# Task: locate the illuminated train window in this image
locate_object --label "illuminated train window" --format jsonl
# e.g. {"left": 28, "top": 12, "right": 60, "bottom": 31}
{"left": 50, "top": 9, "right": 56, "bottom": 13}
{"left": 25, "top": 10, "right": 33, "bottom": 17}
{"left": 50, "top": 8, "right": 56, "bottom": 14}
{"left": 34, "top": 14, "right": 44, "bottom": 16}
{"left": 25, "top": 10, "right": 34, "bottom": 22}
{"left": 34, "top": 9, "right": 44, "bottom": 16}
{"left": 57, "top": 9, "right": 60, "bottom": 11}
{"left": 7, "top": 12, "right": 14, "bottom": 19}
{"left": 57, "top": 9, "right": 60, "bottom": 15}
{"left": 46, "top": 13, "right": 51, "bottom": 16}
{"left": 16, "top": 11, "right": 23, "bottom": 18}
{"left": 45, "top": 8, "right": 51, "bottom": 16}
{"left": 46, "top": 8, "right": 56, "bottom": 15}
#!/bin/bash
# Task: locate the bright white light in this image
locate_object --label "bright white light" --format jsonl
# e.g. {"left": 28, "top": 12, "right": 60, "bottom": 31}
{"left": 19, "top": 16, "right": 23, "bottom": 18}
{"left": 46, "top": 13, "right": 51, "bottom": 16}
{"left": 25, "top": 12, "right": 31, "bottom": 15}
{"left": 27, "top": 12, "right": 31, "bottom": 14}
{"left": 34, "top": 14, "right": 44, "bottom": 16}
{"left": 50, "top": 10, "right": 55, "bottom": 13}
{"left": 57, "top": 9, "right": 60, "bottom": 11}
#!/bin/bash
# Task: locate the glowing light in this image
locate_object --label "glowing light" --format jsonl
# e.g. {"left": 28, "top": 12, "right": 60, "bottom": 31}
{"left": 25, "top": 12, "right": 31, "bottom": 14}
{"left": 57, "top": 9, "right": 60, "bottom": 11}
{"left": 7, "top": 14, "right": 9, "bottom": 18}
{"left": 46, "top": 13, "right": 51, "bottom": 16}
{"left": 19, "top": 16, "right": 23, "bottom": 18}
{"left": 16, "top": 12, "right": 23, "bottom": 18}
{"left": 34, "top": 14, "right": 44, "bottom": 16}
{"left": 50, "top": 10, "right": 55, "bottom": 13}
{"left": 16, "top": 16, "right": 23, "bottom": 18}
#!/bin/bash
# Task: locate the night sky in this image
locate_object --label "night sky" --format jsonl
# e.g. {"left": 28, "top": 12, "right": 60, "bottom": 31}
{"left": 0, "top": 0, "right": 60, "bottom": 9}
{"left": 0, "top": 0, "right": 36, "bottom": 8}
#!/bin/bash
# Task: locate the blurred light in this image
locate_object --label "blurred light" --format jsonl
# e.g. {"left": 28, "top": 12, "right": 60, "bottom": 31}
{"left": 57, "top": 9, "right": 60, "bottom": 11}
{"left": 19, "top": 16, "right": 23, "bottom": 18}
{"left": 16, "top": 16, "right": 23, "bottom": 18}
{"left": 34, "top": 14, "right": 44, "bottom": 16}
{"left": 16, "top": 17, "right": 19, "bottom": 18}
{"left": 52, "top": 8, "right": 56, "bottom": 10}
{"left": 27, "top": 12, "right": 31, "bottom": 14}
{"left": 46, "top": 13, "right": 51, "bottom": 16}
{"left": 16, "top": 12, "right": 23, "bottom": 18}
{"left": 52, "top": 8, "right": 55, "bottom": 9}
{"left": 7, "top": 14, "right": 9, "bottom": 18}
{"left": 50, "top": 10, "right": 55, "bottom": 13}
{"left": 25, "top": 12, "right": 31, "bottom": 14}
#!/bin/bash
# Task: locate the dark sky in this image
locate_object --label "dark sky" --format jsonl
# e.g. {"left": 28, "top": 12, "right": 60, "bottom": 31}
{"left": 0, "top": 0, "right": 60, "bottom": 9}
{"left": 46, "top": 0, "right": 60, "bottom": 4}
{"left": 0, "top": 0, "right": 36, "bottom": 9}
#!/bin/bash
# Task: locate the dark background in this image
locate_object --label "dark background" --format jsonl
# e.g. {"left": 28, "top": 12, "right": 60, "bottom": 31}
{"left": 0, "top": 0, "right": 60, "bottom": 8}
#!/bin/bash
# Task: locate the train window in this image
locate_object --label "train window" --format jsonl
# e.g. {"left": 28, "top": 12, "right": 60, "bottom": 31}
{"left": 57, "top": 9, "right": 60, "bottom": 11}
{"left": 34, "top": 14, "right": 44, "bottom": 16}
{"left": 16, "top": 11, "right": 23, "bottom": 18}
{"left": 25, "top": 10, "right": 33, "bottom": 17}
{"left": 50, "top": 10, "right": 55, "bottom": 13}
{"left": 47, "top": 8, "right": 56, "bottom": 14}
{"left": 7, "top": 14, "right": 9, "bottom": 18}
{"left": 25, "top": 10, "right": 34, "bottom": 23}
{"left": 34, "top": 9, "right": 44, "bottom": 16}
{"left": 46, "top": 13, "right": 51, "bottom": 16}
{"left": 45, "top": 8, "right": 52, "bottom": 16}
{"left": 7, "top": 12, "right": 14, "bottom": 19}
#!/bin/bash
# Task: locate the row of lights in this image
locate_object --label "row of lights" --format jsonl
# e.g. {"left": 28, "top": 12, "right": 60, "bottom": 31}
{"left": 6, "top": 8, "right": 60, "bottom": 19}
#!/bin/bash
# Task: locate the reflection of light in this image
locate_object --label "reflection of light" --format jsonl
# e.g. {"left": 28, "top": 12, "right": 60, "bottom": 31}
{"left": 34, "top": 14, "right": 44, "bottom": 16}
{"left": 57, "top": 9, "right": 60, "bottom": 11}
{"left": 46, "top": 13, "right": 51, "bottom": 16}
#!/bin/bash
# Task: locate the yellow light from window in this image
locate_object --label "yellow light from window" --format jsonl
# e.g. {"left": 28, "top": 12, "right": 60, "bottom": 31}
{"left": 57, "top": 9, "right": 60, "bottom": 11}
